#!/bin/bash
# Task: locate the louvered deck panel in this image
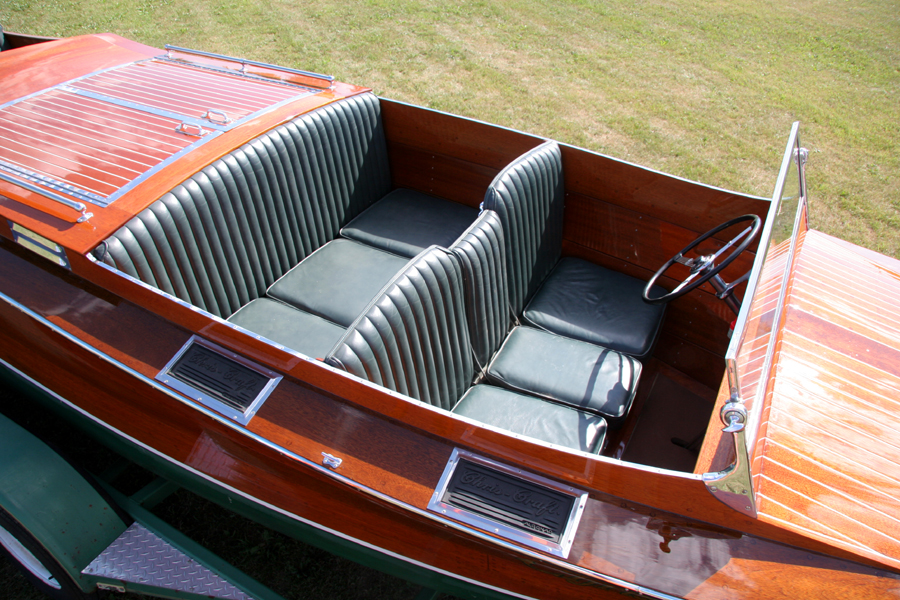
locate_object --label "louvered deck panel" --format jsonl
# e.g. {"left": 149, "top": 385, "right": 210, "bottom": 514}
{"left": 0, "top": 58, "right": 317, "bottom": 206}
{"left": 0, "top": 88, "right": 191, "bottom": 201}
{"left": 69, "top": 59, "right": 304, "bottom": 122}
{"left": 754, "top": 229, "right": 900, "bottom": 571}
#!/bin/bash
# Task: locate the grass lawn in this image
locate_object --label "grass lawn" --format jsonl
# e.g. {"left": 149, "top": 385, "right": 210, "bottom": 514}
{"left": 2, "top": 0, "right": 898, "bottom": 255}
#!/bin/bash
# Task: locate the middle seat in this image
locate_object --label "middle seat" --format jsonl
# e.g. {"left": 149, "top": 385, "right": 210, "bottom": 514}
{"left": 325, "top": 245, "right": 609, "bottom": 454}
{"left": 450, "top": 210, "right": 642, "bottom": 428}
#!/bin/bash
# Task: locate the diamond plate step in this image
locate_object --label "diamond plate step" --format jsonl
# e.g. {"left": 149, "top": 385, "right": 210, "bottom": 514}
{"left": 82, "top": 522, "right": 253, "bottom": 599}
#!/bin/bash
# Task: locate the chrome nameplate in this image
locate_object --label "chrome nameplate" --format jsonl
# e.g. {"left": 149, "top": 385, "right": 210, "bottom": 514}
{"left": 157, "top": 336, "right": 281, "bottom": 425}
{"left": 428, "top": 449, "right": 587, "bottom": 558}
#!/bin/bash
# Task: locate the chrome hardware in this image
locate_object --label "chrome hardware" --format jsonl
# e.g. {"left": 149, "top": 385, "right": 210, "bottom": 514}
{"left": 203, "top": 109, "right": 231, "bottom": 125}
{"left": 0, "top": 171, "right": 93, "bottom": 223}
{"left": 164, "top": 45, "right": 334, "bottom": 88}
{"left": 703, "top": 424, "right": 757, "bottom": 517}
{"left": 721, "top": 395, "right": 748, "bottom": 434}
{"left": 795, "top": 146, "right": 809, "bottom": 167}
{"left": 428, "top": 448, "right": 588, "bottom": 559}
{"left": 175, "top": 122, "right": 206, "bottom": 137}
{"left": 156, "top": 336, "right": 281, "bottom": 425}
{"left": 9, "top": 223, "right": 71, "bottom": 268}
{"left": 322, "top": 453, "right": 342, "bottom": 469}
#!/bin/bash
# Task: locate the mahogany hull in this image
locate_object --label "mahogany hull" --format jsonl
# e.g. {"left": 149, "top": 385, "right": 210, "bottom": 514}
{"left": 1, "top": 230, "right": 898, "bottom": 599}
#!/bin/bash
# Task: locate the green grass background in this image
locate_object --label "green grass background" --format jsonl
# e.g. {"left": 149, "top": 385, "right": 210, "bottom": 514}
{"left": 0, "top": 2, "right": 898, "bottom": 598}
{"left": 3, "top": 0, "right": 899, "bottom": 254}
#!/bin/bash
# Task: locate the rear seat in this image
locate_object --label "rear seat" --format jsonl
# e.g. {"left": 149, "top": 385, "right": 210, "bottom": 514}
{"left": 95, "top": 93, "right": 477, "bottom": 356}
{"left": 326, "top": 246, "right": 609, "bottom": 453}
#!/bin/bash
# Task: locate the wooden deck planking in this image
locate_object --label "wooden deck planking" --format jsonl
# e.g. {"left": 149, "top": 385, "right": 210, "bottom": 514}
{"left": 754, "top": 229, "right": 900, "bottom": 570}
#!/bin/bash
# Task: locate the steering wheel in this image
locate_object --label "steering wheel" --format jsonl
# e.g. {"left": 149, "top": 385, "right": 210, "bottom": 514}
{"left": 643, "top": 214, "right": 761, "bottom": 304}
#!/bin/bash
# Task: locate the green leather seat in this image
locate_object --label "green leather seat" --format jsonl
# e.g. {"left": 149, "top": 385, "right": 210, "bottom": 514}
{"left": 482, "top": 140, "right": 666, "bottom": 360}
{"left": 96, "top": 93, "right": 392, "bottom": 319}
{"left": 453, "top": 385, "right": 608, "bottom": 453}
{"left": 228, "top": 298, "right": 346, "bottom": 358}
{"left": 524, "top": 257, "right": 666, "bottom": 360}
{"left": 451, "top": 209, "right": 641, "bottom": 429}
{"left": 485, "top": 326, "right": 641, "bottom": 427}
{"left": 341, "top": 188, "right": 478, "bottom": 258}
{"left": 267, "top": 239, "right": 409, "bottom": 327}
{"left": 326, "top": 246, "right": 608, "bottom": 453}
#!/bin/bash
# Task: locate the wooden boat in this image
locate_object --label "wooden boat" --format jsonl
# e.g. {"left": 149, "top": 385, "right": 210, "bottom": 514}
{"left": 0, "top": 32, "right": 898, "bottom": 599}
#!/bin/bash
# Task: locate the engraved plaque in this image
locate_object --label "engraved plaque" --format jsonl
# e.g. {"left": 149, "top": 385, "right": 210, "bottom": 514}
{"left": 442, "top": 459, "right": 574, "bottom": 543}
{"left": 168, "top": 344, "right": 268, "bottom": 411}
{"left": 157, "top": 336, "right": 281, "bottom": 424}
{"left": 428, "top": 449, "right": 587, "bottom": 558}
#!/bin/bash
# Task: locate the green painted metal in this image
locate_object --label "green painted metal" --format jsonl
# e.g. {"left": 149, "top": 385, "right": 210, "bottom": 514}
{"left": 0, "top": 362, "right": 524, "bottom": 600}
{"left": 0, "top": 410, "right": 128, "bottom": 592}
{"left": 95, "top": 485, "right": 288, "bottom": 600}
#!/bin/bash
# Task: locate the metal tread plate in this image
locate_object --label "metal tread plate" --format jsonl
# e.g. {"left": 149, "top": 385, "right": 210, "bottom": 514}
{"left": 82, "top": 522, "right": 253, "bottom": 599}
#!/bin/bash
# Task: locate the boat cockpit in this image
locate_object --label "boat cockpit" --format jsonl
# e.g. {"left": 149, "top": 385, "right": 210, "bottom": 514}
{"left": 0, "top": 38, "right": 807, "bottom": 524}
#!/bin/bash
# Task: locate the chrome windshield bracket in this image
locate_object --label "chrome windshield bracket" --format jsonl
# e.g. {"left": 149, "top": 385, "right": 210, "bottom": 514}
{"left": 702, "top": 394, "right": 757, "bottom": 518}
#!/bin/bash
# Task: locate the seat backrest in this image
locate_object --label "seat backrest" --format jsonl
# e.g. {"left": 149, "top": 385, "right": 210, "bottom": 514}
{"left": 326, "top": 246, "right": 474, "bottom": 411}
{"left": 450, "top": 210, "right": 511, "bottom": 369}
{"left": 481, "top": 140, "right": 564, "bottom": 316}
{"left": 94, "top": 93, "right": 391, "bottom": 318}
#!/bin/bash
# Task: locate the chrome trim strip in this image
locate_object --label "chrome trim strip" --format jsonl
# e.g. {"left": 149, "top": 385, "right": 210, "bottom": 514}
{"left": 164, "top": 45, "right": 334, "bottom": 85}
{"left": 62, "top": 86, "right": 231, "bottom": 132}
{"left": 97, "top": 90, "right": 318, "bottom": 206}
{"left": 0, "top": 158, "right": 106, "bottom": 206}
{"left": 97, "top": 131, "right": 225, "bottom": 206}
{"left": 0, "top": 289, "right": 683, "bottom": 600}
{"left": 0, "top": 168, "right": 94, "bottom": 221}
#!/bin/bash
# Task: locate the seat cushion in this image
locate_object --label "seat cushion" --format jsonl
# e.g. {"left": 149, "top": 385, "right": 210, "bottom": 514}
{"left": 486, "top": 326, "right": 641, "bottom": 427}
{"left": 267, "top": 239, "right": 409, "bottom": 327}
{"left": 453, "top": 385, "right": 607, "bottom": 453}
{"left": 228, "top": 298, "right": 346, "bottom": 358}
{"left": 341, "top": 189, "right": 478, "bottom": 258}
{"left": 523, "top": 257, "right": 666, "bottom": 360}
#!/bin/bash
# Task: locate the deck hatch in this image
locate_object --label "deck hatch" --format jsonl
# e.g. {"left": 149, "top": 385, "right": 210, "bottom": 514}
{"left": 0, "top": 57, "right": 320, "bottom": 209}
{"left": 428, "top": 449, "right": 587, "bottom": 558}
{"left": 157, "top": 336, "right": 281, "bottom": 425}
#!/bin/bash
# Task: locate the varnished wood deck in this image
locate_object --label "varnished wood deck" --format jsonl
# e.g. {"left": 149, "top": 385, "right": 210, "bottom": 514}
{"left": 753, "top": 229, "right": 900, "bottom": 571}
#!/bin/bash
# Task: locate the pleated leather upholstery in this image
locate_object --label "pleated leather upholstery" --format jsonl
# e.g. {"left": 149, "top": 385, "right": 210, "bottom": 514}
{"left": 95, "top": 93, "right": 390, "bottom": 318}
{"left": 326, "top": 247, "right": 474, "bottom": 411}
{"left": 450, "top": 210, "right": 511, "bottom": 369}
{"left": 481, "top": 140, "right": 564, "bottom": 316}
